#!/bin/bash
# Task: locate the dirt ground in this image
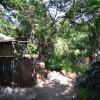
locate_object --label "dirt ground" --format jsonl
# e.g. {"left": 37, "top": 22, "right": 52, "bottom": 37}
{"left": 0, "top": 71, "right": 77, "bottom": 100}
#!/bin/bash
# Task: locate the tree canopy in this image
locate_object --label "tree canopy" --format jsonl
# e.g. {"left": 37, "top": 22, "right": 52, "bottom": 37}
{"left": 0, "top": 0, "right": 100, "bottom": 71}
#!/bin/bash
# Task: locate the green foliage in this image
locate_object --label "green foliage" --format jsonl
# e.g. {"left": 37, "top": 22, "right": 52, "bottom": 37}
{"left": 46, "top": 27, "right": 92, "bottom": 72}
{"left": 77, "top": 60, "right": 100, "bottom": 90}
{"left": 27, "top": 42, "right": 37, "bottom": 54}
{"left": 0, "top": 0, "right": 99, "bottom": 74}
{"left": 2, "top": 0, "right": 27, "bottom": 9}
{"left": 0, "top": 16, "right": 17, "bottom": 36}
{"left": 77, "top": 88, "right": 89, "bottom": 100}
{"left": 54, "top": 37, "right": 69, "bottom": 56}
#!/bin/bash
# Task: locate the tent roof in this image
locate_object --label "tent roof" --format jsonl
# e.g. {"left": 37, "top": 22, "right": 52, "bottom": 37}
{"left": 0, "top": 33, "right": 15, "bottom": 42}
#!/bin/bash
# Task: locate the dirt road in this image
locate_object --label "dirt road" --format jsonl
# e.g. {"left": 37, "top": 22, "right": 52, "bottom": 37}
{"left": 0, "top": 71, "right": 77, "bottom": 100}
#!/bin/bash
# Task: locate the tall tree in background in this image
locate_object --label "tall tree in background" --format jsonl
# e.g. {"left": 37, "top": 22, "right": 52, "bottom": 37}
{"left": 62, "top": 0, "right": 100, "bottom": 60}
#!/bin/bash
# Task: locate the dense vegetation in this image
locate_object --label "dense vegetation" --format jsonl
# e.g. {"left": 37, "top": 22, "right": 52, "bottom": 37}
{"left": 0, "top": 0, "right": 99, "bottom": 72}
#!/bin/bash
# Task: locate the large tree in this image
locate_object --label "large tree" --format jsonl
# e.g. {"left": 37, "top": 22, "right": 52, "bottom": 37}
{"left": 0, "top": 0, "right": 57, "bottom": 60}
{"left": 62, "top": 0, "right": 100, "bottom": 60}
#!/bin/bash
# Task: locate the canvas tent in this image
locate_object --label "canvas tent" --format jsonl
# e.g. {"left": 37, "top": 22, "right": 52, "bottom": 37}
{"left": 0, "top": 33, "right": 14, "bottom": 42}
{"left": 0, "top": 33, "right": 15, "bottom": 56}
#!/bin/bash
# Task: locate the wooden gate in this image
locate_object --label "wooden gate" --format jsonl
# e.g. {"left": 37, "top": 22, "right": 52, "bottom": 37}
{"left": 0, "top": 56, "right": 34, "bottom": 87}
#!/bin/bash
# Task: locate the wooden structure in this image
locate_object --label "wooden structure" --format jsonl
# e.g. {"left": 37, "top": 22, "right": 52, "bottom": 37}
{"left": 0, "top": 33, "right": 34, "bottom": 87}
{"left": 0, "top": 33, "right": 15, "bottom": 56}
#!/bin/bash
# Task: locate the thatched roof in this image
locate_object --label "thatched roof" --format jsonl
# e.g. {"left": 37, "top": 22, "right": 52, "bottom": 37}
{"left": 0, "top": 33, "right": 15, "bottom": 42}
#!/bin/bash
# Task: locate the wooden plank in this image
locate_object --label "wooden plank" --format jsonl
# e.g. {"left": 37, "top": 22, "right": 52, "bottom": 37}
{"left": 0, "top": 56, "right": 33, "bottom": 87}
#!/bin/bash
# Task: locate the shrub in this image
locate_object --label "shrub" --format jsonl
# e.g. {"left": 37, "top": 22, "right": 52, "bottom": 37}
{"left": 77, "top": 59, "right": 100, "bottom": 90}
{"left": 77, "top": 88, "right": 89, "bottom": 100}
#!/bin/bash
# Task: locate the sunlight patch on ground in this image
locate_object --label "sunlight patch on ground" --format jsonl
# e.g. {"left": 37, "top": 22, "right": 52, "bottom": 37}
{"left": 0, "top": 71, "right": 77, "bottom": 100}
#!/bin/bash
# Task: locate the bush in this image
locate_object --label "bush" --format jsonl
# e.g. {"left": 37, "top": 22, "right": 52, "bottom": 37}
{"left": 77, "top": 88, "right": 89, "bottom": 100}
{"left": 45, "top": 54, "right": 83, "bottom": 72}
{"left": 77, "top": 59, "right": 100, "bottom": 90}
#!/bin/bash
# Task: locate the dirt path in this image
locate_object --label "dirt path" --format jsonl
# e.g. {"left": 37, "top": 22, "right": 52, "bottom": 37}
{"left": 0, "top": 71, "right": 77, "bottom": 100}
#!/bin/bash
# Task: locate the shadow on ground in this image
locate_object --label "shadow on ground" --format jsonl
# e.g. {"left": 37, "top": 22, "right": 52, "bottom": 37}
{"left": 0, "top": 71, "right": 77, "bottom": 100}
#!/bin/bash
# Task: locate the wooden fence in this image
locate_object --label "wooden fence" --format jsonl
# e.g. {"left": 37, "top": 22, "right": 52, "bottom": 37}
{"left": 0, "top": 56, "right": 34, "bottom": 87}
